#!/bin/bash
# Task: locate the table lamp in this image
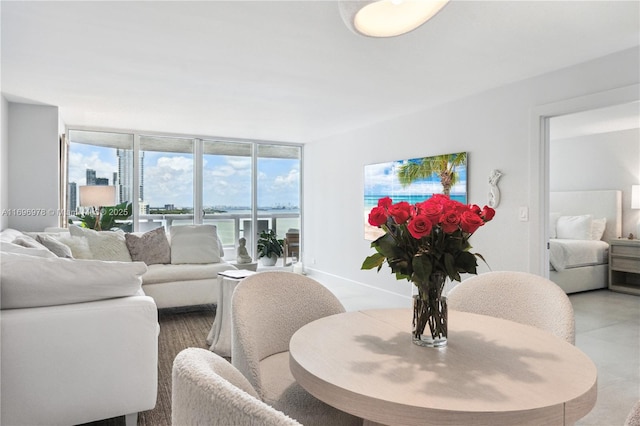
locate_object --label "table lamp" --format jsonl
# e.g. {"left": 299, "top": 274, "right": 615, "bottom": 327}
{"left": 632, "top": 185, "right": 640, "bottom": 240}
{"left": 79, "top": 185, "right": 116, "bottom": 231}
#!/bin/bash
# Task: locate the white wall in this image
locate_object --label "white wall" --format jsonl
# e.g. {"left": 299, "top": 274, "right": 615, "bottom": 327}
{"left": 1, "top": 95, "right": 9, "bottom": 230}
{"left": 303, "top": 47, "right": 640, "bottom": 298}
{"left": 550, "top": 128, "right": 640, "bottom": 237}
{"left": 7, "top": 102, "right": 60, "bottom": 231}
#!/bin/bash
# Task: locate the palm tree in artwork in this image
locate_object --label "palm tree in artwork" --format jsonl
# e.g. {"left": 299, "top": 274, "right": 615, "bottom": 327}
{"left": 397, "top": 152, "right": 467, "bottom": 196}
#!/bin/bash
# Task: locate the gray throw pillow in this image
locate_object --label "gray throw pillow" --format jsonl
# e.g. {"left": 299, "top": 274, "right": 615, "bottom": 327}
{"left": 125, "top": 227, "right": 171, "bottom": 265}
{"left": 36, "top": 234, "right": 74, "bottom": 258}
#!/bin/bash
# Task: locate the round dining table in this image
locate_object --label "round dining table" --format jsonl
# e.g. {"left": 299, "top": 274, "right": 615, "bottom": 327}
{"left": 289, "top": 308, "right": 597, "bottom": 426}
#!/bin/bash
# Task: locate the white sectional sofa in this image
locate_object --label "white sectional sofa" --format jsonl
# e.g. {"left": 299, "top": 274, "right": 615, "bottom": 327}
{"left": 0, "top": 243, "right": 158, "bottom": 425}
{"left": 3, "top": 224, "right": 238, "bottom": 309}
{"left": 0, "top": 224, "right": 236, "bottom": 425}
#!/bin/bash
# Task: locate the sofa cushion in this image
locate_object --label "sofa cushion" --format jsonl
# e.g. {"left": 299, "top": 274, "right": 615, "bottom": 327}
{"left": 170, "top": 225, "right": 221, "bottom": 264}
{"left": 36, "top": 234, "right": 74, "bottom": 258}
{"left": 0, "top": 241, "right": 57, "bottom": 258}
{"left": 142, "top": 263, "right": 235, "bottom": 285}
{"left": 0, "top": 228, "right": 26, "bottom": 243}
{"left": 0, "top": 252, "right": 147, "bottom": 309}
{"left": 125, "top": 227, "right": 171, "bottom": 265}
{"left": 69, "top": 226, "right": 132, "bottom": 262}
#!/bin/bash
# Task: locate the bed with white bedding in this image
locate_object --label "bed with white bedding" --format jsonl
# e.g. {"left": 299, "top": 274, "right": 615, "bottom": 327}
{"left": 549, "top": 190, "right": 622, "bottom": 294}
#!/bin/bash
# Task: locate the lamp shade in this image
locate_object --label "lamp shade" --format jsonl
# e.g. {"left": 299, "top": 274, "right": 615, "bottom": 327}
{"left": 79, "top": 185, "right": 116, "bottom": 207}
{"left": 339, "top": 0, "right": 450, "bottom": 38}
{"left": 632, "top": 185, "right": 640, "bottom": 209}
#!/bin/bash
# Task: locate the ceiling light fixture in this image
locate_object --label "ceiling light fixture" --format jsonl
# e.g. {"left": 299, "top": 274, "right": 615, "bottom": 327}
{"left": 339, "top": 0, "right": 450, "bottom": 38}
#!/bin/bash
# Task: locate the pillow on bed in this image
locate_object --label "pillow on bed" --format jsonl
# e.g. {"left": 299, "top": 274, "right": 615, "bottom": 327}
{"left": 590, "top": 217, "right": 607, "bottom": 241}
{"left": 549, "top": 212, "right": 561, "bottom": 238}
{"left": 556, "top": 215, "right": 593, "bottom": 240}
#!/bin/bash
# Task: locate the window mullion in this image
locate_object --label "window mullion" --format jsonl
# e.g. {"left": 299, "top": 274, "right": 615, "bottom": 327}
{"left": 194, "top": 138, "right": 203, "bottom": 224}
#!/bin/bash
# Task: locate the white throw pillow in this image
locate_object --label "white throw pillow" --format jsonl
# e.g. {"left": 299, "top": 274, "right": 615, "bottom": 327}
{"left": 0, "top": 252, "right": 147, "bottom": 309}
{"left": 69, "top": 226, "right": 132, "bottom": 262}
{"left": 556, "top": 215, "right": 593, "bottom": 240}
{"left": 170, "top": 225, "right": 221, "bottom": 264}
{"left": 54, "top": 235, "right": 93, "bottom": 259}
{"left": 590, "top": 217, "right": 607, "bottom": 241}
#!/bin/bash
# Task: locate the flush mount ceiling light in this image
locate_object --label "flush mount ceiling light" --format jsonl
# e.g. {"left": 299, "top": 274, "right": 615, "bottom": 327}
{"left": 339, "top": 0, "right": 450, "bottom": 38}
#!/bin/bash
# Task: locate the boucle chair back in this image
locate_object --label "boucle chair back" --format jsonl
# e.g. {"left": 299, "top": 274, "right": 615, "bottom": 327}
{"left": 447, "top": 271, "right": 575, "bottom": 344}
{"left": 171, "top": 348, "right": 301, "bottom": 426}
{"left": 231, "top": 271, "right": 345, "bottom": 398}
{"left": 625, "top": 399, "right": 640, "bottom": 426}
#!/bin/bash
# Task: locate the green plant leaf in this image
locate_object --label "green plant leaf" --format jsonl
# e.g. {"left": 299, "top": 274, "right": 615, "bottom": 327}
{"left": 361, "top": 253, "right": 385, "bottom": 270}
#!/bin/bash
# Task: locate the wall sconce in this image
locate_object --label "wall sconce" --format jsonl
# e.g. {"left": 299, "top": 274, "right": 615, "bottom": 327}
{"left": 488, "top": 170, "right": 503, "bottom": 208}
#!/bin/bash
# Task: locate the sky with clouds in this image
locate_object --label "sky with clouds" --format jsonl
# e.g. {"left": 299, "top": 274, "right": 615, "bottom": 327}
{"left": 69, "top": 143, "right": 300, "bottom": 209}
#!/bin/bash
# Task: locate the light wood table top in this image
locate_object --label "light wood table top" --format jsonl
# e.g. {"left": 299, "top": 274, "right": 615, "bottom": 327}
{"left": 289, "top": 309, "right": 597, "bottom": 426}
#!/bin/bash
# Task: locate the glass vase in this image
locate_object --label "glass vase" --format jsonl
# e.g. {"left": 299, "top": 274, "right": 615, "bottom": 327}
{"left": 412, "top": 272, "right": 448, "bottom": 348}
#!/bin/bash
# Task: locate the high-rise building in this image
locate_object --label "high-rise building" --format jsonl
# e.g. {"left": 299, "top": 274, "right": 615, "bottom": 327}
{"left": 117, "top": 150, "right": 144, "bottom": 205}
{"left": 68, "top": 182, "right": 77, "bottom": 212}
{"left": 95, "top": 177, "right": 109, "bottom": 185}
{"left": 86, "top": 169, "right": 97, "bottom": 185}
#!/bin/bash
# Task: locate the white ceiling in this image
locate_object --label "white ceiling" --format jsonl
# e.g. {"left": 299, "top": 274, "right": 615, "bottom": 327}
{"left": 550, "top": 101, "right": 640, "bottom": 140}
{"left": 2, "top": 1, "right": 639, "bottom": 143}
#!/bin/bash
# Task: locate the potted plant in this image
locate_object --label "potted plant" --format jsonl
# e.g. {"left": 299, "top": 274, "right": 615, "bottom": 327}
{"left": 257, "top": 229, "right": 283, "bottom": 266}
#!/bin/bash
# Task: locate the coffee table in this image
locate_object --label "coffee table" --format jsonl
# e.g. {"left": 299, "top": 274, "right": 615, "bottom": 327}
{"left": 289, "top": 309, "right": 597, "bottom": 426}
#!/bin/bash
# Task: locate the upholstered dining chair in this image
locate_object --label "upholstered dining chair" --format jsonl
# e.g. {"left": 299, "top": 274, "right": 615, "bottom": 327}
{"left": 231, "top": 271, "right": 361, "bottom": 426}
{"left": 447, "top": 271, "right": 576, "bottom": 344}
{"left": 625, "top": 399, "right": 640, "bottom": 426}
{"left": 172, "top": 347, "right": 301, "bottom": 426}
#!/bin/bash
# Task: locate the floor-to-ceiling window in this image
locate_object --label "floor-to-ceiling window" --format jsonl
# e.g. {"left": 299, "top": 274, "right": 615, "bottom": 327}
{"left": 139, "top": 135, "right": 195, "bottom": 231}
{"left": 66, "top": 129, "right": 301, "bottom": 260}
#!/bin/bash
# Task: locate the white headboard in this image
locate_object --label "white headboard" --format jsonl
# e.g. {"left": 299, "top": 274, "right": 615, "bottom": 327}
{"left": 550, "top": 190, "right": 622, "bottom": 242}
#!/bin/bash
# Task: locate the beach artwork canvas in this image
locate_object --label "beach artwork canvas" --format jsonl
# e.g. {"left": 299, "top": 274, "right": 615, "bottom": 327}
{"left": 364, "top": 152, "right": 468, "bottom": 240}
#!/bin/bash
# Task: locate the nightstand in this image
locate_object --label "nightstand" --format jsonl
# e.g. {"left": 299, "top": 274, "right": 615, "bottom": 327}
{"left": 609, "top": 239, "right": 640, "bottom": 295}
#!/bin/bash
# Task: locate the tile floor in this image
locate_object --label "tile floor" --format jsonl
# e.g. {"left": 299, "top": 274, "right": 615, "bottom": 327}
{"left": 314, "top": 274, "right": 640, "bottom": 426}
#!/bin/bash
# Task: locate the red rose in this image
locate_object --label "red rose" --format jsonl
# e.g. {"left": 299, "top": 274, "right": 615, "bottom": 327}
{"left": 482, "top": 206, "right": 496, "bottom": 222}
{"left": 388, "top": 201, "right": 412, "bottom": 224}
{"left": 417, "top": 201, "right": 443, "bottom": 223}
{"left": 378, "top": 197, "right": 393, "bottom": 209}
{"left": 440, "top": 210, "right": 461, "bottom": 233}
{"left": 408, "top": 215, "right": 433, "bottom": 239}
{"left": 428, "top": 194, "right": 450, "bottom": 205}
{"left": 368, "top": 206, "right": 388, "bottom": 227}
{"left": 460, "top": 210, "right": 484, "bottom": 233}
{"left": 469, "top": 204, "right": 481, "bottom": 215}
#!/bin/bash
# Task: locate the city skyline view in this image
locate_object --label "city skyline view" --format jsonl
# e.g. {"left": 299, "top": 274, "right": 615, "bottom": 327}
{"left": 68, "top": 142, "right": 300, "bottom": 211}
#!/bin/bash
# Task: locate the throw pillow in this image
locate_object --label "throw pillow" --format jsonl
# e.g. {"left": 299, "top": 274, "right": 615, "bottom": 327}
{"left": 36, "top": 234, "right": 74, "bottom": 258}
{"left": 69, "top": 226, "right": 132, "bottom": 262}
{"left": 125, "top": 227, "right": 171, "bottom": 265}
{"left": 556, "top": 215, "right": 593, "bottom": 240}
{"left": 0, "top": 252, "right": 147, "bottom": 309}
{"left": 54, "top": 235, "right": 93, "bottom": 259}
{"left": 170, "top": 224, "right": 221, "bottom": 264}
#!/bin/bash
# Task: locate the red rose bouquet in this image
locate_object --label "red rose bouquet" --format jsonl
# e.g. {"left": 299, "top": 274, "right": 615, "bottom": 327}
{"left": 362, "top": 194, "right": 495, "bottom": 283}
{"left": 362, "top": 194, "right": 495, "bottom": 347}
